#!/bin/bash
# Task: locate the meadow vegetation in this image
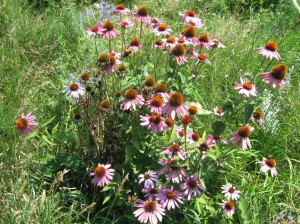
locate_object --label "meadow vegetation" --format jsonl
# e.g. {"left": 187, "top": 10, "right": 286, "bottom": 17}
{"left": 1, "top": 0, "right": 300, "bottom": 223}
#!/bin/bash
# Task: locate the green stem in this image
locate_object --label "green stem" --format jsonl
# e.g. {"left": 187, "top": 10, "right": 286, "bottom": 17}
{"left": 139, "top": 21, "right": 143, "bottom": 40}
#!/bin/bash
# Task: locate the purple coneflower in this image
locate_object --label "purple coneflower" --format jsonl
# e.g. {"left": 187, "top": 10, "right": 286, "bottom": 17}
{"left": 193, "top": 52, "right": 211, "bottom": 65}
{"left": 163, "top": 37, "right": 177, "bottom": 48}
{"left": 86, "top": 23, "right": 102, "bottom": 36}
{"left": 90, "top": 163, "right": 114, "bottom": 187}
{"left": 170, "top": 44, "right": 188, "bottom": 65}
{"left": 198, "top": 34, "right": 212, "bottom": 50}
{"left": 164, "top": 92, "right": 188, "bottom": 119}
{"left": 140, "top": 114, "right": 168, "bottom": 133}
{"left": 147, "top": 18, "right": 164, "bottom": 28}
{"left": 222, "top": 200, "right": 235, "bottom": 216}
{"left": 157, "top": 186, "right": 185, "bottom": 210}
{"left": 66, "top": 82, "right": 85, "bottom": 99}
{"left": 142, "top": 185, "right": 160, "bottom": 200}
{"left": 154, "top": 84, "right": 170, "bottom": 102}
{"left": 228, "top": 125, "right": 254, "bottom": 150}
{"left": 138, "top": 171, "right": 158, "bottom": 188}
{"left": 250, "top": 110, "right": 264, "bottom": 125}
{"left": 99, "top": 21, "right": 120, "bottom": 39}
{"left": 187, "top": 131, "right": 201, "bottom": 144}
{"left": 214, "top": 107, "right": 224, "bottom": 116}
{"left": 117, "top": 19, "right": 134, "bottom": 28}
{"left": 210, "top": 39, "right": 226, "bottom": 48}
{"left": 128, "top": 38, "right": 142, "bottom": 51}
{"left": 120, "top": 88, "right": 144, "bottom": 111}
{"left": 180, "top": 175, "right": 205, "bottom": 200}
{"left": 146, "top": 95, "right": 165, "bottom": 115}
{"left": 261, "top": 64, "right": 288, "bottom": 89}
{"left": 152, "top": 24, "right": 172, "bottom": 35}
{"left": 113, "top": 3, "right": 130, "bottom": 15}
{"left": 234, "top": 79, "right": 258, "bottom": 97}
{"left": 158, "top": 158, "right": 188, "bottom": 183}
{"left": 133, "top": 6, "right": 151, "bottom": 23}
{"left": 181, "top": 26, "right": 198, "bottom": 45}
{"left": 207, "top": 134, "right": 227, "bottom": 144}
{"left": 258, "top": 40, "right": 281, "bottom": 61}
{"left": 180, "top": 9, "right": 203, "bottom": 28}
{"left": 16, "top": 112, "right": 38, "bottom": 135}
{"left": 258, "top": 157, "right": 278, "bottom": 177}
{"left": 221, "top": 183, "right": 241, "bottom": 201}
{"left": 133, "top": 199, "right": 165, "bottom": 224}
{"left": 102, "top": 55, "right": 122, "bottom": 74}
{"left": 161, "top": 143, "right": 187, "bottom": 160}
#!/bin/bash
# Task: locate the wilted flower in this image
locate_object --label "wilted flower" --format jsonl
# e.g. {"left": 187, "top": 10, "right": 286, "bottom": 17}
{"left": 133, "top": 199, "right": 165, "bottom": 224}
{"left": 261, "top": 64, "right": 288, "bottom": 89}
{"left": 221, "top": 183, "right": 241, "bottom": 201}
{"left": 258, "top": 40, "right": 281, "bottom": 61}
{"left": 16, "top": 112, "right": 38, "bottom": 135}
{"left": 90, "top": 163, "right": 114, "bottom": 187}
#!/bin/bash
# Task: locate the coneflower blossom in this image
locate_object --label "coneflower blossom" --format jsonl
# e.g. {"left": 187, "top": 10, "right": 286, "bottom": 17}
{"left": 154, "top": 39, "right": 164, "bottom": 50}
{"left": 66, "top": 82, "right": 85, "bottom": 99}
{"left": 16, "top": 112, "right": 38, "bottom": 135}
{"left": 221, "top": 184, "right": 241, "bottom": 201}
{"left": 102, "top": 55, "right": 122, "bottom": 74}
{"left": 176, "top": 37, "right": 189, "bottom": 46}
{"left": 180, "top": 9, "right": 203, "bottom": 28}
{"left": 147, "top": 18, "right": 164, "bottom": 28}
{"left": 170, "top": 44, "right": 188, "bottom": 65}
{"left": 176, "top": 127, "right": 186, "bottom": 139}
{"left": 90, "top": 163, "right": 114, "bottom": 187}
{"left": 117, "top": 19, "right": 134, "bottom": 28}
{"left": 228, "top": 125, "right": 254, "bottom": 150}
{"left": 161, "top": 143, "right": 187, "bottom": 160}
{"left": 154, "top": 84, "right": 170, "bottom": 102}
{"left": 142, "top": 186, "right": 160, "bottom": 200}
{"left": 180, "top": 175, "right": 205, "bottom": 200}
{"left": 120, "top": 88, "right": 144, "bottom": 111}
{"left": 214, "top": 107, "right": 224, "bottom": 116}
{"left": 133, "top": 6, "right": 151, "bottom": 23}
{"left": 113, "top": 3, "right": 130, "bottom": 15}
{"left": 210, "top": 39, "right": 226, "bottom": 48}
{"left": 99, "top": 21, "right": 120, "bottom": 39}
{"left": 138, "top": 171, "right": 159, "bottom": 188}
{"left": 222, "top": 200, "right": 235, "bottom": 216}
{"left": 133, "top": 199, "right": 165, "bottom": 224}
{"left": 152, "top": 23, "right": 173, "bottom": 35}
{"left": 163, "top": 37, "right": 177, "bottom": 48}
{"left": 234, "top": 79, "right": 258, "bottom": 97}
{"left": 198, "top": 34, "right": 212, "bottom": 50}
{"left": 199, "top": 137, "right": 215, "bottom": 159}
{"left": 261, "top": 64, "right": 288, "bottom": 89}
{"left": 207, "top": 134, "right": 227, "bottom": 144}
{"left": 187, "top": 131, "right": 201, "bottom": 144}
{"left": 164, "top": 92, "right": 188, "bottom": 119}
{"left": 146, "top": 95, "right": 165, "bottom": 114}
{"left": 140, "top": 114, "right": 168, "bottom": 133}
{"left": 86, "top": 23, "right": 102, "bottom": 36}
{"left": 181, "top": 26, "right": 198, "bottom": 45}
{"left": 250, "top": 110, "right": 264, "bottom": 125}
{"left": 128, "top": 38, "right": 142, "bottom": 51}
{"left": 158, "top": 158, "right": 188, "bottom": 183}
{"left": 157, "top": 186, "right": 185, "bottom": 210}
{"left": 193, "top": 52, "right": 211, "bottom": 65}
{"left": 258, "top": 40, "right": 281, "bottom": 61}
{"left": 258, "top": 157, "right": 278, "bottom": 177}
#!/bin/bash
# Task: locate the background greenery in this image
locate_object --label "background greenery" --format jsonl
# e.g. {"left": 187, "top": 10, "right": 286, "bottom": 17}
{"left": 1, "top": 0, "right": 299, "bottom": 223}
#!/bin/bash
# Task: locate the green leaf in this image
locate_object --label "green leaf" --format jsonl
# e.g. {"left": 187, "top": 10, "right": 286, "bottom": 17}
{"left": 41, "top": 116, "right": 56, "bottom": 128}
{"left": 102, "top": 194, "right": 112, "bottom": 205}
{"left": 101, "top": 185, "right": 111, "bottom": 192}
{"left": 25, "top": 129, "right": 39, "bottom": 139}
{"left": 36, "top": 154, "right": 55, "bottom": 164}
{"left": 212, "top": 121, "right": 226, "bottom": 135}
{"left": 42, "top": 135, "right": 56, "bottom": 146}
{"left": 244, "top": 104, "right": 254, "bottom": 124}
